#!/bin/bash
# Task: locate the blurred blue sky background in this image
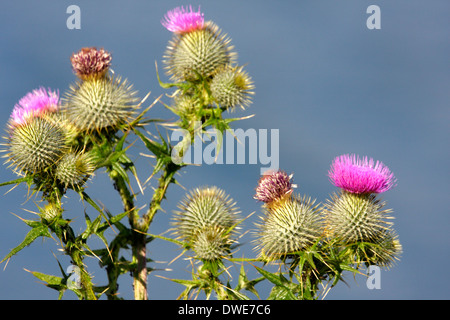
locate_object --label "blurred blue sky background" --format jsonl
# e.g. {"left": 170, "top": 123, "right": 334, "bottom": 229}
{"left": 0, "top": 0, "right": 449, "bottom": 300}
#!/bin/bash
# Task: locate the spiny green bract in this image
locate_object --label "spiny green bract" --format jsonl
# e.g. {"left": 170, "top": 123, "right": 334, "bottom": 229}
{"left": 62, "top": 75, "right": 138, "bottom": 132}
{"left": 4, "top": 116, "right": 68, "bottom": 174}
{"left": 323, "top": 191, "right": 394, "bottom": 243}
{"left": 254, "top": 195, "right": 323, "bottom": 259}
{"left": 172, "top": 186, "right": 240, "bottom": 244}
{"left": 164, "top": 22, "right": 236, "bottom": 82}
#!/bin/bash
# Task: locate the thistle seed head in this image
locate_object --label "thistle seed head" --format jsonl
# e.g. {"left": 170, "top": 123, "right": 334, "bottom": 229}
{"left": 210, "top": 65, "right": 254, "bottom": 110}
{"left": 62, "top": 76, "right": 138, "bottom": 132}
{"left": 254, "top": 195, "right": 323, "bottom": 259}
{"left": 323, "top": 191, "right": 394, "bottom": 243}
{"left": 163, "top": 22, "right": 236, "bottom": 82}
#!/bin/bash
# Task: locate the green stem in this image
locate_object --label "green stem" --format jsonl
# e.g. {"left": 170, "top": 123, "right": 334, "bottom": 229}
{"left": 110, "top": 171, "right": 149, "bottom": 300}
{"left": 46, "top": 188, "right": 97, "bottom": 300}
{"left": 143, "top": 162, "right": 182, "bottom": 227}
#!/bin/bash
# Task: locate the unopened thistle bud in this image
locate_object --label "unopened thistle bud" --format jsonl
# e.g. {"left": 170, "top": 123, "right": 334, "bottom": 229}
{"left": 63, "top": 75, "right": 138, "bottom": 132}
{"left": 70, "top": 47, "right": 112, "bottom": 81}
{"left": 363, "top": 230, "right": 402, "bottom": 268}
{"left": 54, "top": 150, "right": 95, "bottom": 189}
{"left": 210, "top": 66, "right": 254, "bottom": 110}
{"left": 192, "top": 226, "right": 234, "bottom": 261}
{"left": 323, "top": 191, "right": 394, "bottom": 243}
{"left": 328, "top": 154, "right": 396, "bottom": 194}
{"left": 163, "top": 6, "right": 236, "bottom": 82}
{"left": 254, "top": 195, "right": 323, "bottom": 259}
{"left": 172, "top": 93, "right": 199, "bottom": 119}
{"left": 172, "top": 186, "right": 240, "bottom": 247}
{"left": 39, "top": 202, "right": 63, "bottom": 222}
{"left": 254, "top": 170, "right": 296, "bottom": 205}
{"left": 3, "top": 88, "right": 67, "bottom": 174}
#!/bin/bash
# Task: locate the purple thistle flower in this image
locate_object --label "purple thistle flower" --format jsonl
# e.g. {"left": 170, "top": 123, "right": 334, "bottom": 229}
{"left": 10, "top": 87, "right": 59, "bottom": 127}
{"left": 254, "top": 170, "right": 296, "bottom": 204}
{"left": 328, "top": 154, "right": 396, "bottom": 194}
{"left": 161, "top": 5, "right": 204, "bottom": 34}
{"left": 70, "top": 47, "right": 112, "bottom": 80}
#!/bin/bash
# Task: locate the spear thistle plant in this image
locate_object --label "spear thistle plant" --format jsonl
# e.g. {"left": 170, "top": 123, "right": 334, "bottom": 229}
{"left": 0, "top": 6, "right": 401, "bottom": 300}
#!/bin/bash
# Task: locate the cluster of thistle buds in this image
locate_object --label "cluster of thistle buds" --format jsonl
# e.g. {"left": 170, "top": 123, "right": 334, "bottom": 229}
{"left": 172, "top": 186, "right": 240, "bottom": 263}
{"left": 161, "top": 5, "right": 254, "bottom": 129}
{"left": 2, "top": 46, "right": 139, "bottom": 211}
{"left": 253, "top": 155, "right": 402, "bottom": 268}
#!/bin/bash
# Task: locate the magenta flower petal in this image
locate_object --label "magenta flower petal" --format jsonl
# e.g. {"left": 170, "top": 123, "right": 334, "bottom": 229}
{"left": 70, "top": 47, "right": 112, "bottom": 80}
{"left": 328, "top": 154, "right": 396, "bottom": 194}
{"left": 161, "top": 5, "right": 204, "bottom": 34}
{"left": 10, "top": 87, "right": 59, "bottom": 126}
{"left": 254, "top": 170, "right": 296, "bottom": 204}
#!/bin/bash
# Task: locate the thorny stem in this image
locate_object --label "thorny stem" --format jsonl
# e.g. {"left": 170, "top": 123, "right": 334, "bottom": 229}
{"left": 110, "top": 160, "right": 181, "bottom": 300}
{"left": 45, "top": 191, "right": 97, "bottom": 300}
{"left": 110, "top": 171, "right": 147, "bottom": 300}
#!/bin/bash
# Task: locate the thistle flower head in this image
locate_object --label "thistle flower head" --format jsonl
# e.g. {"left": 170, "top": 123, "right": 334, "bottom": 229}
{"left": 63, "top": 75, "right": 138, "bottom": 132}
{"left": 211, "top": 65, "right": 254, "bottom": 110}
{"left": 254, "top": 195, "right": 323, "bottom": 259}
{"left": 323, "top": 191, "right": 393, "bottom": 243}
{"left": 162, "top": 5, "right": 204, "bottom": 34}
{"left": 9, "top": 87, "right": 59, "bottom": 127}
{"left": 254, "top": 170, "right": 296, "bottom": 204}
{"left": 328, "top": 154, "right": 396, "bottom": 194}
{"left": 163, "top": 22, "right": 236, "bottom": 81}
{"left": 70, "top": 47, "right": 112, "bottom": 80}
{"left": 172, "top": 186, "right": 240, "bottom": 245}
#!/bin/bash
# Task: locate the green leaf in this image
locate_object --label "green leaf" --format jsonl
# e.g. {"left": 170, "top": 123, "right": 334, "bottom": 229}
{"left": 0, "top": 176, "right": 32, "bottom": 188}
{"left": 134, "top": 128, "right": 170, "bottom": 159}
{"left": 81, "top": 212, "right": 103, "bottom": 240}
{"left": 254, "top": 266, "right": 284, "bottom": 286}
{"left": 26, "top": 270, "right": 65, "bottom": 288}
{"left": 1, "top": 225, "right": 50, "bottom": 263}
{"left": 97, "top": 210, "right": 129, "bottom": 233}
{"left": 254, "top": 266, "right": 298, "bottom": 300}
{"left": 236, "top": 265, "right": 263, "bottom": 299}
{"left": 268, "top": 285, "right": 297, "bottom": 300}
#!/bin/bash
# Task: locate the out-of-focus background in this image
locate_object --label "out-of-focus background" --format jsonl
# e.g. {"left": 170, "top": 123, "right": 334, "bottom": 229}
{"left": 0, "top": 0, "right": 448, "bottom": 299}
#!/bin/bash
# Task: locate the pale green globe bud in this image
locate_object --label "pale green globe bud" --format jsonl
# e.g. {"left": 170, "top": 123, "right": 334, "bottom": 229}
{"left": 164, "top": 22, "right": 236, "bottom": 81}
{"left": 210, "top": 66, "right": 254, "bottom": 110}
